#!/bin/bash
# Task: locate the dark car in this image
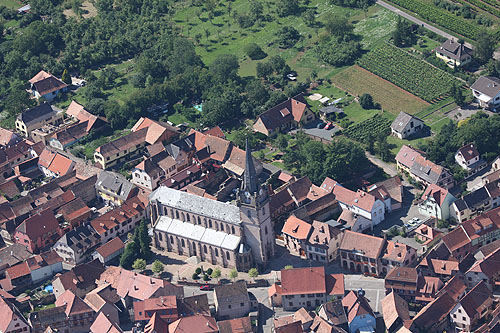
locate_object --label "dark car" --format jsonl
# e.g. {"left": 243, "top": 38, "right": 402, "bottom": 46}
{"left": 200, "top": 285, "right": 212, "bottom": 291}
{"left": 317, "top": 122, "right": 326, "bottom": 129}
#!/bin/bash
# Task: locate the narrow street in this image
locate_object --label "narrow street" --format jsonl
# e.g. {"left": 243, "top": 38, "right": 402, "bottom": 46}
{"left": 366, "top": 152, "right": 397, "bottom": 177}
{"left": 376, "top": 0, "right": 474, "bottom": 49}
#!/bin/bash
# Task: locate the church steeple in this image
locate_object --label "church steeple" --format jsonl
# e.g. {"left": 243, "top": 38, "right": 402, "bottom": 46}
{"left": 243, "top": 137, "right": 258, "bottom": 194}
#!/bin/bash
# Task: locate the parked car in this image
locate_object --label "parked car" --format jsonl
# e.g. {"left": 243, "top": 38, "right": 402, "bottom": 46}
{"left": 325, "top": 122, "right": 332, "bottom": 130}
{"left": 200, "top": 285, "right": 212, "bottom": 291}
{"left": 287, "top": 73, "right": 297, "bottom": 81}
{"left": 317, "top": 122, "right": 326, "bottom": 129}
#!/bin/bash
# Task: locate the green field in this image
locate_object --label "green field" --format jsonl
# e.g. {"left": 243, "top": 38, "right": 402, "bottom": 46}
{"left": 0, "top": 0, "right": 21, "bottom": 9}
{"left": 357, "top": 44, "right": 460, "bottom": 102}
{"left": 331, "top": 65, "right": 429, "bottom": 115}
{"left": 171, "top": 1, "right": 399, "bottom": 79}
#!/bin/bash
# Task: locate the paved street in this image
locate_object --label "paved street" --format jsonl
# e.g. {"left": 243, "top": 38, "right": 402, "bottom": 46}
{"left": 376, "top": 0, "right": 474, "bottom": 49}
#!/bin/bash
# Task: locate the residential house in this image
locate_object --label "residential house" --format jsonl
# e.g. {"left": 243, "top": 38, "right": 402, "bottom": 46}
{"left": 339, "top": 231, "right": 417, "bottom": 277}
{"left": 410, "top": 293, "right": 456, "bottom": 333}
{"left": 52, "top": 259, "right": 106, "bottom": 298}
{"left": 90, "top": 312, "right": 123, "bottom": 333}
{"left": 131, "top": 151, "right": 177, "bottom": 191}
{"left": 441, "top": 206, "right": 500, "bottom": 260}
{"left": 416, "top": 276, "right": 444, "bottom": 303}
{"left": 214, "top": 281, "right": 252, "bottom": 320}
{"left": 29, "top": 70, "right": 68, "bottom": 101}
{"left": 274, "top": 308, "right": 315, "bottom": 332}
{"left": 26, "top": 250, "right": 63, "bottom": 284}
{"left": 165, "top": 133, "right": 196, "bottom": 171}
{"left": 337, "top": 210, "right": 373, "bottom": 233}
{"left": 471, "top": 76, "right": 500, "bottom": 110}
{"left": 381, "top": 291, "right": 411, "bottom": 333}
{"left": 306, "top": 220, "right": 343, "bottom": 263}
{"left": 217, "top": 316, "right": 254, "bottom": 333}
{"left": 95, "top": 237, "right": 124, "bottom": 264}
{"left": 92, "top": 195, "right": 146, "bottom": 242}
{"left": 55, "top": 290, "right": 96, "bottom": 333}
{"left": 384, "top": 267, "right": 419, "bottom": 302}
{"left": 83, "top": 283, "right": 121, "bottom": 326}
{"left": 307, "top": 221, "right": 343, "bottom": 263}
{"left": 95, "top": 171, "right": 138, "bottom": 206}
{"left": 49, "top": 121, "right": 91, "bottom": 151}
{"left": 38, "top": 149, "right": 75, "bottom": 178}
{"left": 272, "top": 266, "right": 344, "bottom": 311}
{"left": 15, "top": 103, "right": 64, "bottom": 138}
{"left": 390, "top": 111, "right": 425, "bottom": 139}
{"left": 455, "top": 143, "right": 487, "bottom": 178}
{"left": 450, "top": 281, "right": 493, "bottom": 332}
{"left": 367, "top": 176, "right": 404, "bottom": 213}
{"left": 395, "top": 145, "right": 454, "bottom": 189}
{"left": 4, "top": 261, "right": 32, "bottom": 292}
{"left": 94, "top": 128, "right": 148, "bottom": 169}
{"left": 436, "top": 275, "right": 467, "bottom": 302}
{"left": 29, "top": 306, "right": 68, "bottom": 333}
{"left": 253, "top": 94, "right": 315, "bottom": 136}
{"left": 332, "top": 184, "right": 385, "bottom": 225}
{"left": 13, "top": 209, "right": 62, "bottom": 253}
{"left": 160, "top": 163, "right": 203, "bottom": 190}
{"left": 0, "top": 128, "right": 21, "bottom": 147}
{"left": 168, "top": 314, "right": 218, "bottom": 333}
{"left": 64, "top": 101, "right": 108, "bottom": 134}
{"left": 435, "top": 39, "right": 473, "bottom": 67}
{"left": 131, "top": 117, "right": 179, "bottom": 145}
{"left": 52, "top": 223, "right": 101, "bottom": 266}
{"left": 414, "top": 224, "right": 442, "bottom": 250}
{"left": 454, "top": 180, "right": 500, "bottom": 223}
{"left": 0, "top": 297, "right": 31, "bottom": 333}
{"left": 418, "top": 184, "right": 456, "bottom": 221}
{"left": 97, "top": 266, "right": 184, "bottom": 310}
{"left": 317, "top": 300, "right": 348, "bottom": 330}
{"left": 144, "top": 312, "right": 169, "bottom": 333}
{"left": 281, "top": 215, "right": 312, "bottom": 258}
{"left": 310, "top": 315, "right": 344, "bottom": 333}
{"left": 0, "top": 243, "right": 32, "bottom": 278}
{"left": 464, "top": 247, "right": 500, "bottom": 290}
{"left": 274, "top": 320, "right": 304, "bottom": 333}
{"left": 133, "top": 295, "right": 178, "bottom": 324}
{"left": 178, "top": 294, "right": 210, "bottom": 317}
{"left": 342, "top": 290, "right": 376, "bottom": 333}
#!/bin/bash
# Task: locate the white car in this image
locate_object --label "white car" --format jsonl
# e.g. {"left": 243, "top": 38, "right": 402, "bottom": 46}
{"left": 287, "top": 73, "right": 297, "bottom": 81}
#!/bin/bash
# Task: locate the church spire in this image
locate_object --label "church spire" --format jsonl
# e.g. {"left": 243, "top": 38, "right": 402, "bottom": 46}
{"left": 243, "top": 137, "right": 258, "bottom": 194}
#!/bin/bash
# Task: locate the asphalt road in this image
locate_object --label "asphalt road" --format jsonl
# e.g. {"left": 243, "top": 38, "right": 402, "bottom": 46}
{"left": 376, "top": 0, "right": 474, "bottom": 49}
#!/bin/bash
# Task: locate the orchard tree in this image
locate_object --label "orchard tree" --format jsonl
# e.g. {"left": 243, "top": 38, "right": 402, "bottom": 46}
{"left": 132, "top": 258, "right": 147, "bottom": 271}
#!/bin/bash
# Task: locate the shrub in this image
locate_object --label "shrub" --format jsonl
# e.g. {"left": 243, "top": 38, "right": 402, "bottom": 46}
{"left": 244, "top": 43, "right": 266, "bottom": 60}
{"left": 203, "top": 274, "right": 210, "bottom": 281}
{"left": 206, "top": 268, "right": 213, "bottom": 275}
{"left": 192, "top": 273, "right": 199, "bottom": 280}
{"left": 359, "top": 93, "right": 374, "bottom": 109}
{"left": 195, "top": 267, "right": 202, "bottom": 275}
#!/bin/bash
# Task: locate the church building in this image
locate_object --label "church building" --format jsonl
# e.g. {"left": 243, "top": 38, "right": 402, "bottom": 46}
{"left": 149, "top": 139, "right": 275, "bottom": 271}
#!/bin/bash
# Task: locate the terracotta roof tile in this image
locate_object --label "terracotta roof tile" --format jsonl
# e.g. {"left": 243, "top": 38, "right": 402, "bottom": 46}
{"left": 381, "top": 292, "right": 410, "bottom": 331}
{"left": 281, "top": 266, "right": 326, "bottom": 295}
{"left": 340, "top": 230, "right": 386, "bottom": 259}
{"left": 217, "top": 316, "right": 253, "bottom": 333}
{"left": 282, "top": 215, "right": 312, "bottom": 240}
{"left": 96, "top": 237, "right": 124, "bottom": 259}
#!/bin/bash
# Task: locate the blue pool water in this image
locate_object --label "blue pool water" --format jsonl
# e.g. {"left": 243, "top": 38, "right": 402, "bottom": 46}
{"left": 44, "top": 285, "right": 53, "bottom": 293}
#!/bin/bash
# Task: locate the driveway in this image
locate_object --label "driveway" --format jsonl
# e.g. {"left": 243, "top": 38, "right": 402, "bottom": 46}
{"left": 299, "top": 119, "right": 339, "bottom": 142}
{"left": 376, "top": 0, "right": 473, "bottom": 49}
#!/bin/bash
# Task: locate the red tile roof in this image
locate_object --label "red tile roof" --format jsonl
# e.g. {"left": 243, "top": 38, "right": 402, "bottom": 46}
{"left": 6, "top": 261, "right": 30, "bottom": 279}
{"left": 340, "top": 230, "right": 386, "bottom": 259}
{"left": 281, "top": 266, "right": 326, "bottom": 295}
{"left": 203, "top": 126, "right": 225, "bottom": 139}
{"left": 217, "top": 316, "right": 253, "bottom": 333}
{"left": 282, "top": 215, "right": 312, "bottom": 240}
{"left": 90, "top": 312, "right": 123, "bottom": 333}
{"left": 467, "top": 246, "right": 500, "bottom": 278}
{"left": 422, "top": 184, "right": 449, "bottom": 206}
{"left": 325, "top": 274, "right": 344, "bottom": 296}
{"left": 437, "top": 275, "right": 466, "bottom": 301}
{"left": 168, "top": 314, "right": 217, "bottom": 333}
{"left": 458, "top": 143, "right": 480, "bottom": 162}
{"left": 15, "top": 208, "right": 60, "bottom": 241}
{"left": 96, "top": 237, "right": 124, "bottom": 259}
{"left": 381, "top": 292, "right": 410, "bottom": 331}
{"left": 55, "top": 289, "right": 94, "bottom": 316}
{"left": 342, "top": 290, "right": 375, "bottom": 324}
{"left": 411, "top": 293, "right": 456, "bottom": 330}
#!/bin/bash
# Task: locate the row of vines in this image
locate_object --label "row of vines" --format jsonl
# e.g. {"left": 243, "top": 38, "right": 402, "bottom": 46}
{"left": 460, "top": 0, "right": 500, "bottom": 18}
{"left": 387, "top": 0, "right": 481, "bottom": 39}
{"left": 343, "top": 116, "right": 391, "bottom": 142}
{"left": 357, "top": 44, "right": 460, "bottom": 102}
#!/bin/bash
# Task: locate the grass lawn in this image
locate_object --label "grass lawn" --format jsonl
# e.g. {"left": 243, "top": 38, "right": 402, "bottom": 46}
{"left": 342, "top": 103, "right": 382, "bottom": 124}
{"left": 171, "top": 1, "right": 399, "bottom": 80}
{"left": 331, "top": 65, "right": 429, "bottom": 115}
{"left": 0, "top": 0, "right": 21, "bottom": 9}
{"left": 387, "top": 135, "right": 426, "bottom": 156}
